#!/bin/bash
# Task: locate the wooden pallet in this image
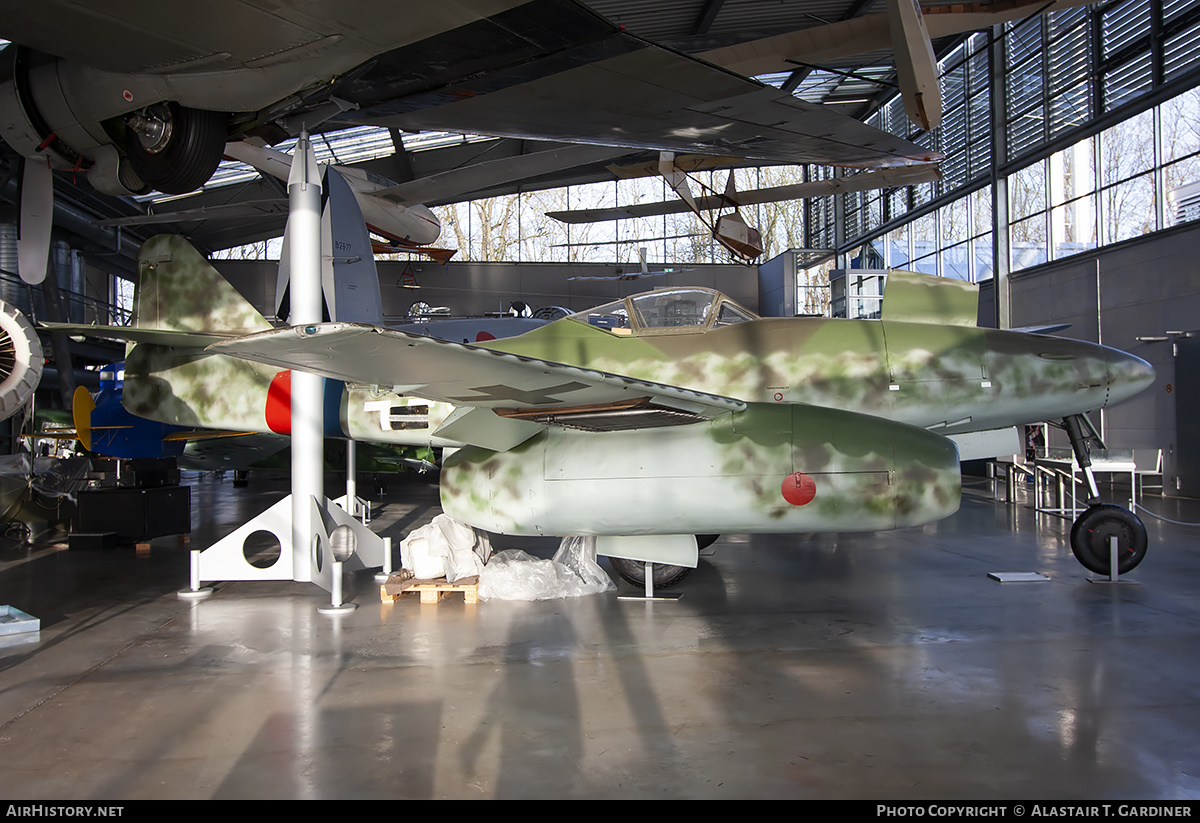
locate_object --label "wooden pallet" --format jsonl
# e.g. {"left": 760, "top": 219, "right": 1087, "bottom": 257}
{"left": 381, "top": 575, "right": 479, "bottom": 604}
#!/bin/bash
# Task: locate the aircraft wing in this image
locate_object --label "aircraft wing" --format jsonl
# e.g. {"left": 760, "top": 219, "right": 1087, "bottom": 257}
{"left": 0, "top": 0, "right": 936, "bottom": 192}
{"left": 326, "top": 3, "right": 938, "bottom": 169}
{"left": 0, "top": 0, "right": 512, "bottom": 75}
{"left": 210, "top": 323, "right": 746, "bottom": 449}
{"left": 93, "top": 200, "right": 290, "bottom": 228}
{"left": 547, "top": 164, "right": 942, "bottom": 223}
{"left": 699, "top": 0, "right": 1099, "bottom": 77}
{"left": 370, "top": 144, "right": 632, "bottom": 208}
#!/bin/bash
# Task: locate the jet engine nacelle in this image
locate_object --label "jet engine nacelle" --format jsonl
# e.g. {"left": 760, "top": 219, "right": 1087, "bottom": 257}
{"left": 440, "top": 403, "right": 961, "bottom": 537}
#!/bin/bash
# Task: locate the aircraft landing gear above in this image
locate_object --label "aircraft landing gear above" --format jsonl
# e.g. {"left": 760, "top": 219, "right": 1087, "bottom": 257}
{"left": 122, "top": 102, "right": 226, "bottom": 195}
{"left": 1062, "top": 414, "right": 1149, "bottom": 575}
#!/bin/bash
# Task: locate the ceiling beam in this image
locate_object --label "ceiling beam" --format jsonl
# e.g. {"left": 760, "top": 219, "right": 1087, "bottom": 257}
{"left": 693, "top": 0, "right": 728, "bottom": 35}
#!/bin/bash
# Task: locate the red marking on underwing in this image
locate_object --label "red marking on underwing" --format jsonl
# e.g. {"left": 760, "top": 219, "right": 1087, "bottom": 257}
{"left": 475, "top": 331, "right": 496, "bottom": 342}
{"left": 782, "top": 472, "right": 817, "bottom": 506}
{"left": 266, "top": 370, "right": 292, "bottom": 434}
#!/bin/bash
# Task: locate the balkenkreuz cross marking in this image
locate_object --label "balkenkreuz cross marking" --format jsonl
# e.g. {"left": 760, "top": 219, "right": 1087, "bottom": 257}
{"left": 448, "top": 381, "right": 590, "bottom": 405}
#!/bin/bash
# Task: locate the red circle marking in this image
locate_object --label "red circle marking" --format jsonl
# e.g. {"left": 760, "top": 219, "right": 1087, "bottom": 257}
{"left": 782, "top": 472, "right": 816, "bottom": 506}
{"left": 265, "top": 370, "right": 292, "bottom": 434}
{"left": 773, "top": 392, "right": 783, "bottom": 401}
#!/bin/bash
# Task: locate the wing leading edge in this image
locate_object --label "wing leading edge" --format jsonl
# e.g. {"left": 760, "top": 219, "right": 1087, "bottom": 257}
{"left": 210, "top": 323, "right": 746, "bottom": 449}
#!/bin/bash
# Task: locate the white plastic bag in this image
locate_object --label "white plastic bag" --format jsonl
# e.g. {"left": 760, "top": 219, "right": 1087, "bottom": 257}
{"left": 477, "top": 536, "right": 615, "bottom": 601}
{"left": 400, "top": 514, "right": 492, "bottom": 582}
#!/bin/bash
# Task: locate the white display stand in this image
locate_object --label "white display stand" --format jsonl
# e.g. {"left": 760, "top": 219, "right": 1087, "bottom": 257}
{"left": 182, "top": 134, "right": 386, "bottom": 601}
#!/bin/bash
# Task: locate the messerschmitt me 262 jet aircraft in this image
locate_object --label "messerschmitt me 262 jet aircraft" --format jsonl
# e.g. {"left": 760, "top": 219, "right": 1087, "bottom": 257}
{"left": 49, "top": 233, "right": 1155, "bottom": 588}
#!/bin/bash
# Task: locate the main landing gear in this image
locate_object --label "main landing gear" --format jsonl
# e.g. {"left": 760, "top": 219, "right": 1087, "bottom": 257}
{"left": 606, "top": 535, "right": 719, "bottom": 590}
{"left": 1061, "top": 414, "right": 1148, "bottom": 575}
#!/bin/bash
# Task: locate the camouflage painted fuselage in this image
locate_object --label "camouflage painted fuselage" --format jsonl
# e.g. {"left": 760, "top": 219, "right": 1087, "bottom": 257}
{"left": 440, "top": 403, "right": 962, "bottom": 537}
{"left": 475, "top": 313, "right": 1152, "bottom": 436}
{"left": 115, "top": 236, "right": 1154, "bottom": 540}
{"left": 437, "top": 312, "right": 1150, "bottom": 536}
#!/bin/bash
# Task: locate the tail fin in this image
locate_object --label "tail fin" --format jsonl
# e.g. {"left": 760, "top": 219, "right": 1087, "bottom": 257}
{"left": 134, "top": 235, "right": 273, "bottom": 336}
{"left": 124, "top": 235, "right": 277, "bottom": 431}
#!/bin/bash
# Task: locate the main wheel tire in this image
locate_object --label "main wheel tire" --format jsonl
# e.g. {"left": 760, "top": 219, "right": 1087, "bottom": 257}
{"left": 607, "top": 556, "right": 693, "bottom": 589}
{"left": 1070, "top": 504, "right": 1148, "bottom": 575}
{"left": 124, "top": 102, "right": 226, "bottom": 195}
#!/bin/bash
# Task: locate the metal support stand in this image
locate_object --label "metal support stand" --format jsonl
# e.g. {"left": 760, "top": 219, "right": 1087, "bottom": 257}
{"left": 1086, "top": 534, "right": 1139, "bottom": 585}
{"left": 616, "top": 561, "right": 684, "bottom": 601}
{"left": 177, "top": 548, "right": 214, "bottom": 600}
{"left": 374, "top": 536, "right": 394, "bottom": 584}
{"left": 335, "top": 440, "right": 371, "bottom": 525}
{"left": 183, "top": 135, "right": 389, "bottom": 602}
{"left": 1109, "top": 535, "right": 1119, "bottom": 583}
{"left": 317, "top": 558, "right": 358, "bottom": 615}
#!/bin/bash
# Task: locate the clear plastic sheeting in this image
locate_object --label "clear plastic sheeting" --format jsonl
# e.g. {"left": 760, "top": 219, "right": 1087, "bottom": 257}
{"left": 400, "top": 514, "right": 492, "bottom": 583}
{"left": 30, "top": 456, "right": 90, "bottom": 498}
{"left": 0, "top": 454, "right": 90, "bottom": 522}
{"left": 478, "top": 537, "right": 616, "bottom": 601}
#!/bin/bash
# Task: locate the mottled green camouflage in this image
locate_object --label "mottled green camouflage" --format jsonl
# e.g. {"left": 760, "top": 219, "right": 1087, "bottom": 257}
{"left": 123, "top": 236, "right": 279, "bottom": 430}
{"left": 116, "top": 240, "right": 1153, "bottom": 540}
{"left": 478, "top": 309, "right": 1150, "bottom": 435}
{"left": 134, "top": 236, "right": 274, "bottom": 336}
{"left": 123, "top": 236, "right": 459, "bottom": 445}
{"left": 440, "top": 402, "right": 961, "bottom": 535}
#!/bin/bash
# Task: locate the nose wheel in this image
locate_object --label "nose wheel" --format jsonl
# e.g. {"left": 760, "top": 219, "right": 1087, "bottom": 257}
{"left": 1061, "top": 414, "right": 1150, "bottom": 575}
{"left": 1070, "top": 503, "right": 1148, "bottom": 575}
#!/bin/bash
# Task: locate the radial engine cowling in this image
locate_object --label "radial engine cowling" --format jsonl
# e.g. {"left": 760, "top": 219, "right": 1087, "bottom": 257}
{"left": 440, "top": 403, "right": 961, "bottom": 537}
{"left": 0, "top": 299, "right": 42, "bottom": 420}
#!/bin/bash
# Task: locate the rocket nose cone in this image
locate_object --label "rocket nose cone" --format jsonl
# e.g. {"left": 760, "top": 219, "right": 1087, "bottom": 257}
{"left": 1107, "top": 349, "right": 1155, "bottom": 405}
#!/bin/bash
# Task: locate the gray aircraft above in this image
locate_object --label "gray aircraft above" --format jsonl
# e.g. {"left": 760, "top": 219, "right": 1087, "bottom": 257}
{"left": 0, "top": 0, "right": 1096, "bottom": 282}
{"left": 46, "top": 234, "right": 1155, "bottom": 587}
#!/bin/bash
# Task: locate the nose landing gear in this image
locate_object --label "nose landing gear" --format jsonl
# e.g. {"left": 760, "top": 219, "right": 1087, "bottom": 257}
{"left": 1062, "top": 414, "right": 1149, "bottom": 575}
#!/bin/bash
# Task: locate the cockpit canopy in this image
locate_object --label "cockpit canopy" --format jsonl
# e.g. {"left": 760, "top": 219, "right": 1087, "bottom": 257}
{"left": 568, "top": 287, "right": 759, "bottom": 336}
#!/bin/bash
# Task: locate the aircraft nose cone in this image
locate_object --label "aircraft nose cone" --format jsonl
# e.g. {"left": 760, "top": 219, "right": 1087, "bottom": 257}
{"left": 1107, "top": 348, "right": 1155, "bottom": 405}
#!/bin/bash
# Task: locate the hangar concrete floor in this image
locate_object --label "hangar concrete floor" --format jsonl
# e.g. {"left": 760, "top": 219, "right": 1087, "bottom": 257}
{"left": 0, "top": 471, "right": 1197, "bottom": 800}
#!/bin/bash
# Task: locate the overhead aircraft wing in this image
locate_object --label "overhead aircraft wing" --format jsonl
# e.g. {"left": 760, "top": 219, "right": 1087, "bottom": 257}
{"left": 210, "top": 324, "right": 746, "bottom": 448}
{"left": 548, "top": 164, "right": 942, "bottom": 223}
{"left": 0, "top": 0, "right": 519, "bottom": 76}
{"left": 0, "top": 0, "right": 937, "bottom": 201}
{"left": 699, "top": 0, "right": 1099, "bottom": 77}
{"left": 331, "top": 4, "right": 938, "bottom": 169}
{"left": 370, "top": 144, "right": 631, "bottom": 208}
{"left": 93, "top": 200, "right": 290, "bottom": 228}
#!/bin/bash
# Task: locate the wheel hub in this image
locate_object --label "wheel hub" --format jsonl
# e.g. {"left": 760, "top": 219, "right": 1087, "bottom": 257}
{"left": 126, "top": 104, "right": 174, "bottom": 154}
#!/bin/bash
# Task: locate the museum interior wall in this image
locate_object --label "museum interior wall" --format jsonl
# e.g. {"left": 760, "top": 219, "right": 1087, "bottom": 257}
{"left": 215, "top": 258, "right": 758, "bottom": 320}
{"left": 1004, "top": 219, "right": 1200, "bottom": 492}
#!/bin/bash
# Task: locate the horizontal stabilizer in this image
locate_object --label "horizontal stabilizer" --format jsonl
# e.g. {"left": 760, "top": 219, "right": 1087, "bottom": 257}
{"left": 41, "top": 323, "right": 233, "bottom": 348}
{"left": 882, "top": 269, "right": 979, "bottom": 327}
